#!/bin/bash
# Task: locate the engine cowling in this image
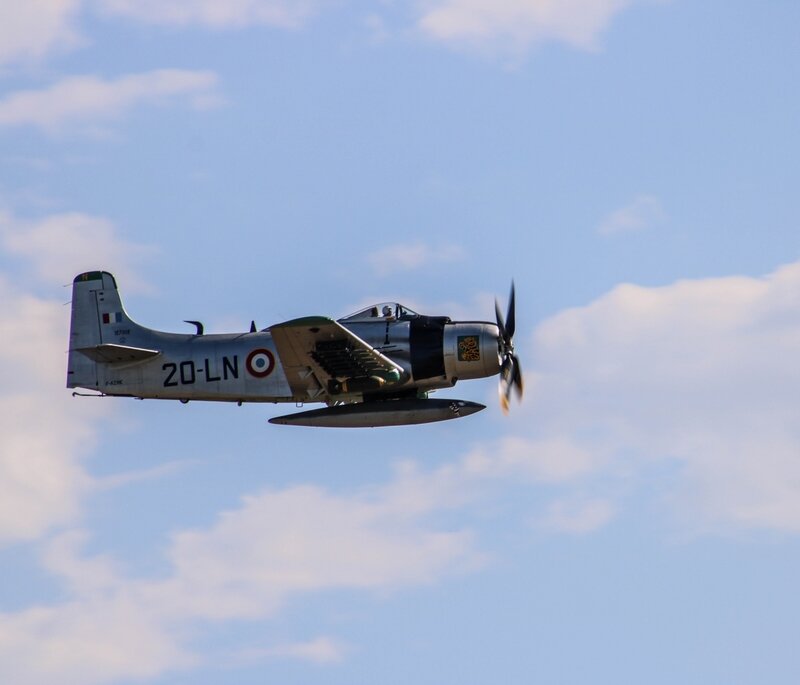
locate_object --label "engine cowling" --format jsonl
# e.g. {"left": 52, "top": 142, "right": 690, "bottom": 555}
{"left": 443, "top": 322, "right": 501, "bottom": 382}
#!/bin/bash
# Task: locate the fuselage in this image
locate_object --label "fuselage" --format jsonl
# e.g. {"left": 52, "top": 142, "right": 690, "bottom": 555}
{"left": 84, "top": 318, "right": 501, "bottom": 404}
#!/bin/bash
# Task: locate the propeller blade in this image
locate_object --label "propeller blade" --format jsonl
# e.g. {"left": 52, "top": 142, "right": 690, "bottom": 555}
{"left": 505, "top": 281, "right": 516, "bottom": 341}
{"left": 511, "top": 354, "right": 524, "bottom": 399}
{"left": 499, "top": 378, "right": 511, "bottom": 414}
{"left": 495, "top": 298, "right": 507, "bottom": 342}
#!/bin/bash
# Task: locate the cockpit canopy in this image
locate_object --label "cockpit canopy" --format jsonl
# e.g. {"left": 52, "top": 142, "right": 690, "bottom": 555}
{"left": 339, "top": 302, "right": 420, "bottom": 322}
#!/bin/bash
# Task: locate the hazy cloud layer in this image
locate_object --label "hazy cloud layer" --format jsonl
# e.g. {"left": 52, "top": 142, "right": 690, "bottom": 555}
{"left": 0, "top": 0, "right": 646, "bottom": 71}
{"left": 0, "top": 70, "right": 220, "bottom": 135}
{"left": 418, "top": 0, "right": 638, "bottom": 54}
{"left": 366, "top": 242, "right": 466, "bottom": 276}
{"left": 97, "top": 0, "right": 329, "bottom": 28}
{"left": 0, "top": 210, "right": 154, "bottom": 289}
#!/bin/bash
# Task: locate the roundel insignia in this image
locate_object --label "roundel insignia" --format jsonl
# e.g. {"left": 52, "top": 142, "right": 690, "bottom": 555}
{"left": 246, "top": 348, "right": 275, "bottom": 378}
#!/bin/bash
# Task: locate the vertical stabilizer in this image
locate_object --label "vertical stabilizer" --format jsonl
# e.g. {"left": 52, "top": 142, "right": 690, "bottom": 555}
{"left": 66, "top": 271, "right": 144, "bottom": 389}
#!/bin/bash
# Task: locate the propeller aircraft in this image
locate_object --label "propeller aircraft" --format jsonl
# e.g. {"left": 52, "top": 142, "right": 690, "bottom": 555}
{"left": 66, "top": 271, "right": 523, "bottom": 427}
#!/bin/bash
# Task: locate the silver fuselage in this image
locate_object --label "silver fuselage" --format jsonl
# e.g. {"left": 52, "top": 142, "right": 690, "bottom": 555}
{"left": 78, "top": 320, "right": 500, "bottom": 404}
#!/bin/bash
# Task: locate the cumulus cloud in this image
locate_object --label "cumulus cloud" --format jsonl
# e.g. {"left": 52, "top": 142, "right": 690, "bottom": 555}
{"left": 597, "top": 194, "right": 666, "bottom": 236}
{"left": 528, "top": 261, "right": 800, "bottom": 531}
{"left": 0, "top": 69, "right": 221, "bottom": 135}
{"left": 418, "top": 0, "right": 638, "bottom": 54}
{"left": 367, "top": 241, "right": 466, "bottom": 276}
{"left": 96, "top": 0, "right": 329, "bottom": 29}
{"left": 0, "top": 0, "right": 83, "bottom": 66}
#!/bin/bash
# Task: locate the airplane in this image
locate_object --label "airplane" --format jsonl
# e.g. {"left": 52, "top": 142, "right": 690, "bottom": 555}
{"left": 66, "top": 271, "right": 523, "bottom": 427}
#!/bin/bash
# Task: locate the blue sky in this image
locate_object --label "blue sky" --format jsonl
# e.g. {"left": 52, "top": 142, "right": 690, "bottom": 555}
{"left": 1, "top": 1, "right": 799, "bottom": 683}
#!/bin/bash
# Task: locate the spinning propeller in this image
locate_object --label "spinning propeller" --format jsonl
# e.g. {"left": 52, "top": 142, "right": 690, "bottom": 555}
{"left": 495, "top": 281, "right": 524, "bottom": 413}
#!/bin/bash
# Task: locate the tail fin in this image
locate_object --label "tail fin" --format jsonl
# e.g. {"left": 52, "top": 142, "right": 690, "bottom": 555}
{"left": 66, "top": 271, "right": 153, "bottom": 389}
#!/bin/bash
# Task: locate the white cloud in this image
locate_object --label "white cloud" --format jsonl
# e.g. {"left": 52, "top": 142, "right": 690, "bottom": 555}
{"left": 418, "top": 0, "right": 637, "bottom": 54}
{"left": 0, "top": 69, "right": 221, "bottom": 135}
{"left": 96, "top": 0, "right": 328, "bottom": 29}
{"left": 0, "top": 0, "right": 83, "bottom": 66}
{"left": 597, "top": 194, "right": 666, "bottom": 236}
{"left": 367, "top": 241, "right": 465, "bottom": 276}
{"left": 528, "top": 260, "right": 800, "bottom": 531}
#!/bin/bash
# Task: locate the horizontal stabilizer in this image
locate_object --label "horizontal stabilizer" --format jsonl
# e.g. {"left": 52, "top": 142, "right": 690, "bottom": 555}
{"left": 269, "top": 398, "right": 485, "bottom": 428}
{"left": 76, "top": 344, "right": 161, "bottom": 364}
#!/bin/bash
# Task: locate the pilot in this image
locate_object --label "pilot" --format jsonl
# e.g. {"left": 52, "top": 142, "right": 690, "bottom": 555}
{"left": 382, "top": 305, "right": 395, "bottom": 320}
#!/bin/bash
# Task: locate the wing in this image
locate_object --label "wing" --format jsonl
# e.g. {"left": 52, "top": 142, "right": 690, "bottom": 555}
{"left": 269, "top": 316, "right": 405, "bottom": 400}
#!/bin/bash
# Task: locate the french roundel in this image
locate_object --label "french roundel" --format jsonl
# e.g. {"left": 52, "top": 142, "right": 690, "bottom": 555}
{"left": 246, "top": 348, "right": 275, "bottom": 378}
